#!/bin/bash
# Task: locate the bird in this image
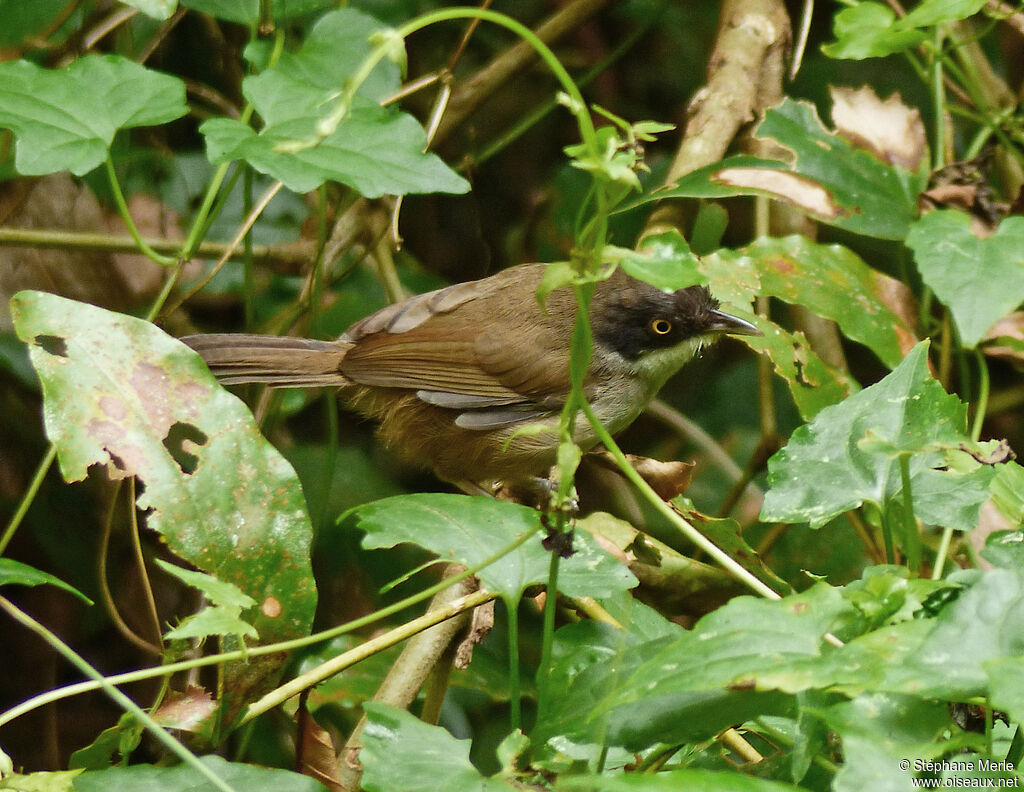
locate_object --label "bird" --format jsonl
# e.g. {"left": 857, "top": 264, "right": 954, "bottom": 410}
{"left": 182, "top": 263, "right": 759, "bottom": 495}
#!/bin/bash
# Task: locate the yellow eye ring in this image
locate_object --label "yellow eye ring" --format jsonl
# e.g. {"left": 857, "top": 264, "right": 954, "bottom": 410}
{"left": 650, "top": 318, "right": 672, "bottom": 335}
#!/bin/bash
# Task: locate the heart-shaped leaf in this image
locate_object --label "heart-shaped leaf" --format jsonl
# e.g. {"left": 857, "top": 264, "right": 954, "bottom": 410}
{"left": 906, "top": 210, "right": 1024, "bottom": 347}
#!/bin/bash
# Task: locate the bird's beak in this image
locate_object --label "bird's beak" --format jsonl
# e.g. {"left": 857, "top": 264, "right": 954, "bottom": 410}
{"left": 708, "top": 309, "right": 762, "bottom": 337}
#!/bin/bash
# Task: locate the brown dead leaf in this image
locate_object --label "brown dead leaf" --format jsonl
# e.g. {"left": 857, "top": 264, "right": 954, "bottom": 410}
{"left": 297, "top": 703, "right": 343, "bottom": 791}
{"left": 714, "top": 168, "right": 841, "bottom": 220}
{"left": 454, "top": 599, "right": 494, "bottom": 670}
{"left": 968, "top": 500, "right": 1015, "bottom": 571}
{"left": 830, "top": 85, "right": 927, "bottom": 171}
{"left": 151, "top": 685, "right": 216, "bottom": 732}
{"left": 0, "top": 173, "right": 170, "bottom": 330}
{"left": 868, "top": 268, "right": 920, "bottom": 355}
{"left": 982, "top": 311, "right": 1024, "bottom": 362}
{"left": 960, "top": 439, "right": 1016, "bottom": 466}
{"left": 589, "top": 451, "right": 695, "bottom": 500}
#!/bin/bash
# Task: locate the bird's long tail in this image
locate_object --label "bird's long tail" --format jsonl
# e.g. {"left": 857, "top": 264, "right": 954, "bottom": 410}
{"left": 181, "top": 334, "right": 352, "bottom": 387}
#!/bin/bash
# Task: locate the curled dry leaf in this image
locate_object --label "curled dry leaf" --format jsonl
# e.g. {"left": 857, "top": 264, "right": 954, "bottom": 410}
{"left": 297, "top": 706, "right": 343, "bottom": 792}
{"left": 454, "top": 598, "right": 495, "bottom": 670}
{"left": 830, "top": 85, "right": 927, "bottom": 171}
{"left": 960, "top": 439, "right": 1017, "bottom": 466}
{"left": 869, "top": 268, "right": 920, "bottom": 356}
{"left": 982, "top": 311, "right": 1024, "bottom": 362}
{"left": 589, "top": 450, "right": 695, "bottom": 500}
{"left": 151, "top": 685, "right": 216, "bottom": 732}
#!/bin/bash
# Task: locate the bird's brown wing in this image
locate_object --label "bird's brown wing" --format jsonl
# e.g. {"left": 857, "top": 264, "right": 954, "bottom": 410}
{"left": 339, "top": 269, "right": 578, "bottom": 426}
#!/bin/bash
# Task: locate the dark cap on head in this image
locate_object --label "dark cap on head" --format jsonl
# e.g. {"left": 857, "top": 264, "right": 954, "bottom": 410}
{"left": 590, "top": 273, "right": 759, "bottom": 360}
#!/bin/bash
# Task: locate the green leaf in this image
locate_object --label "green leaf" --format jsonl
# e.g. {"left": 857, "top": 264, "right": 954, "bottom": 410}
{"left": 991, "top": 462, "right": 1024, "bottom": 527}
{"left": 708, "top": 236, "right": 916, "bottom": 369}
{"left": 842, "top": 565, "right": 952, "bottom": 629}
{"left": 201, "top": 9, "right": 468, "bottom": 197}
{"left": 738, "top": 314, "right": 857, "bottom": 420}
{"left": 901, "top": 0, "right": 989, "bottom": 27}
{"left": 10, "top": 291, "right": 317, "bottom": 710}
{"left": 154, "top": 559, "right": 257, "bottom": 610}
{"left": 0, "top": 558, "right": 92, "bottom": 604}
{"left": 752, "top": 567, "right": 1024, "bottom": 701}
{"left": 986, "top": 656, "right": 1024, "bottom": 728}
{"left": 72, "top": 754, "right": 325, "bottom": 792}
{"left": 0, "top": 55, "right": 187, "bottom": 176}
{"left": 823, "top": 0, "right": 987, "bottom": 61}
{"left": 907, "top": 464, "right": 996, "bottom": 532}
{"left": 69, "top": 714, "right": 142, "bottom": 770}
{"left": 203, "top": 104, "right": 468, "bottom": 196}
{"left": 558, "top": 770, "right": 807, "bottom": 791}
{"left": 610, "top": 583, "right": 855, "bottom": 704}
{"left": 156, "top": 559, "right": 259, "bottom": 642}
{"left": 982, "top": 526, "right": 1024, "bottom": 570}
{"left": 618, "top": 230, "right": 706, "bottom": 291}
{"left": 0, "top": 770, "right": 82, "bottom": 791}
{"left": 122, "top": 0, "right": 178, "bottom": 19}
{"left": 822, "top": 694, "right": 954, "bottom": 792}
{"left": 532, "top": 620, "right": 661, "bottom": 758}
{"left": 360, "top": 702, "right": 518, "bottom": 792}
{"left": 823, "top": 3, "right": 927, "bottom": 59}
{"left": 697, "top": 241, "right": 860, "bottom": 419}
{"left": 906, "top": 211, "right": 1024, "bottom": 347}
{"left": 349, "top": 494, "right": 636, "bottom": 606}
{"left": 760, "top": 342, "right": 984, "bottom": 528}
{"left": 163, "top": 607, "right": 259, "bottom": 642}
{"left": 648, "top": 99, "right": 927, "bottom": 240}
{"left": 181, "top": 0, "right": 257, "bottom": 24}
{"left": 673, "top": 504, "right": 792, "bottom": 595}
{"left": 244, "top": 9, "right": 400, "bottom": 110}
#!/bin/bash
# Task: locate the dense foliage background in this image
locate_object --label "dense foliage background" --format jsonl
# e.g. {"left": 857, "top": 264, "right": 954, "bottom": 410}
{"left": 2, "top": 1, "right": 1024, "bottom": 790}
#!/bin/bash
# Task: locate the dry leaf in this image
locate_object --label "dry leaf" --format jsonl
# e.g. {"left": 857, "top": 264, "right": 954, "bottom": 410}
{"left": 830, "top": 85, "right": 927, "bottom": 171}
{"left": 297, "top": 703, "right": 343, "bottom": 791}
{"left": 982, "top": 311, "right": 1024, "bottom": 362}
{"left": 151, "top": 685, "right": 216, "bottom": 732}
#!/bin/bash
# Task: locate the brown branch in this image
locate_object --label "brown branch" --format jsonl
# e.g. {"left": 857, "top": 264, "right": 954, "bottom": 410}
{"left": 0, "top": 226, "right": 314, "bottom": 275}
{"left": 337, "top": 575, "right": 479, "bottom": 791}
{"left": 669, "top": 0, "right": 790, "bottom": 188}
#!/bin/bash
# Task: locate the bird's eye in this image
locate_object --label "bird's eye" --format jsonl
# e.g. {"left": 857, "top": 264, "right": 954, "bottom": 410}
{"left": 650, "top": 318, "right": 672, "bottom": 335}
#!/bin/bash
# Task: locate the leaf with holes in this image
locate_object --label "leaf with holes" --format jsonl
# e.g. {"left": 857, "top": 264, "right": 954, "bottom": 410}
{"left": 9, "top": 290, "right": 316, "bottom": 718}
{"left": 704, "top": 236, "right": 917, "bottom": 369}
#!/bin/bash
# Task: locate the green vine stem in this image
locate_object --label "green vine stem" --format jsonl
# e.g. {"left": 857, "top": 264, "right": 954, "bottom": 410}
{"left": 0, "top": 521, "right": 541, "bottom": 729}
{"left": 0, "top": 444, "right": 57, "bottom": 556}
{"left": 580, "top": 401, "right": 778, "bottom": 601}
{"left": 506, "top": 599, "right": 522, "bottom": 732}
{"left": 898, "top": 453, "right": 921, "bottom": 571}
{"left": 0, "top": 597, "right": 238, "bottom": 792}
{"left": 971, "top": 347, "right": 990, "bottom": 442}
{"left": 104, "top": 155, "right": 177, "bottom": 267}
{"left": 284, "top": 6, "right": 599, "bottom": 164}
{"left": 932, "top": 524, "right": 955, "bottom": 580}
{"left": 241, "top": 588, "right": 496, "bottom": 724}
